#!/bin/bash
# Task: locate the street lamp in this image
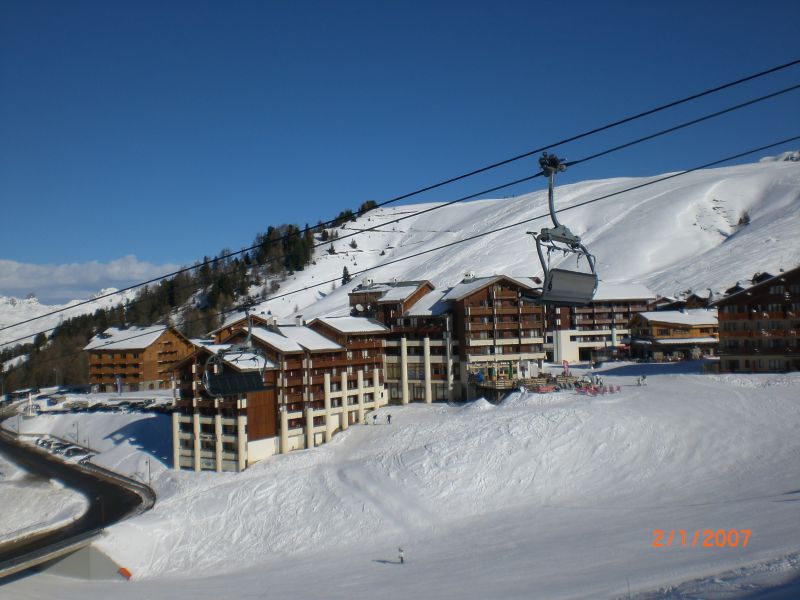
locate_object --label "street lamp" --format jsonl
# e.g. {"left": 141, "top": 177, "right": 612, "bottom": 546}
{"left": 73, "top": 421, "right": 79, "bottom": 444}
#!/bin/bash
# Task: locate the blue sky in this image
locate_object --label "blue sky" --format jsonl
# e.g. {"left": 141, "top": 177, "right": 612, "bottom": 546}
{"left": 1, "top": 0, "right": 799, "bottom": 302}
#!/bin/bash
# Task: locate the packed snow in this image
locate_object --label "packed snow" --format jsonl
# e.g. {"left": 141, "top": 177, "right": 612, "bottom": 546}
{"left": 3, "top": 363, "right": 799, "bottom": 598}
{"left": 0, "top": 452, "right": 88, "bottom": 544}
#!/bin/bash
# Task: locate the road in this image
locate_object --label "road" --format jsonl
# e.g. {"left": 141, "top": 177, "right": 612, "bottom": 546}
{"left": 0, "top": 429, "right": 146, "bottom": 572}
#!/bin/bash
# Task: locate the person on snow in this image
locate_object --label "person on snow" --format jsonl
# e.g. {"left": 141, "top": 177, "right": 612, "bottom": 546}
{"left": 372, "top": 414, "right": 378, "bottom": 425}
{"left": 398, "top": 547, "right": 404, "bottom": 564}
{"left": 642, "top": 375, "right": 648, "bottom": 386}
{"left": 387, "top": 414, "right": 392, "bottom": 425}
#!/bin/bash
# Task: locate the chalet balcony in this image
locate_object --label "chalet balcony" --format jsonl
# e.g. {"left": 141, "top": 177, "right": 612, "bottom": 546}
{"left": 495, "top": 307, "right": 520, "bottom": 315}
{"left": 466, "top": 307, "right": 493, "bottom": 316}
{"left": 495, "top": 322, "right": 520, "bottom": 331}
{"left": 466, "top": 323, "right": 493, "bottom": 332}
{"left": 519, "top": 320, "right": 543, "bottom": 328}
{"left": 346, "top": 340, "right": 385, "bottom": 350}
{"left": 493, "top": 291, "right": 518, "bottom": 300}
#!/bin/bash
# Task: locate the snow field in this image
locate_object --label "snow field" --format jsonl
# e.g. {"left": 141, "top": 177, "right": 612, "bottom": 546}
{"left": 0, "top": 453, "right": 89, "bottom": 543}
{"left": 2, "top": 366, "right": 800, "bottom": 598}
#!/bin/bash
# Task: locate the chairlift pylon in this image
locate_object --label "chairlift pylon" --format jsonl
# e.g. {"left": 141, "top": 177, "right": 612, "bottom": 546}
{"left": 528, "top": 152, "right": 598, "bottom": 307}
{"left": 202, "top": 305, "right": 267, "bottom": 397}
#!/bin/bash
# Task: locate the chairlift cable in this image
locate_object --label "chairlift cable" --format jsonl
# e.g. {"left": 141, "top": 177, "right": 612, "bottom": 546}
{"left": 11, "top": 133, "right": 797, "bottom": 367}
{"left": 2, "top": 59, "right": 799, "bottom": 334}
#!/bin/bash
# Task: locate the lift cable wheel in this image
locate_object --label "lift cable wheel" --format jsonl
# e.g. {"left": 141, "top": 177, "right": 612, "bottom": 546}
{"left": 530, "top": 152, "right": 599, "bottom": 307}
{"left": 202, "top": 304, "right": 268, "bottom": 397}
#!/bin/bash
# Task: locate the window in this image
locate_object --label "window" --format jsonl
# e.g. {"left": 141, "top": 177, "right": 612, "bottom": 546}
{"left": 362, "top": 349, "right": 369, "bottom": 358}
{"left": 769, "top": 285, "right": 784, "bottom": 294}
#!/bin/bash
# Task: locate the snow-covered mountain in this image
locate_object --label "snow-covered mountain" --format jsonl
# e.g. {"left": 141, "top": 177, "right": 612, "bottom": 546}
{"left": 253, "top": 155, "right": 800, "bottom": 321}
{"left": 2, "top": 155, "right": 798, "bottom": 348}
{"left": 0, "top": 288, "right": 138, "bottom": 348}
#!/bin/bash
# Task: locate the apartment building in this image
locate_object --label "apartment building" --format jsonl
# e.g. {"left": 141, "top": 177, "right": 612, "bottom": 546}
{"left": 85, "top": 325, "right": 194, "bottom": 392}
{"left": 545, "top": 282, "right": 655, "bottom": 363}
{"left": 629, "top": 310, "right": 719, "bottom": 360}
{"left": 714, "top": 265, "right": 800, "bottom": 373}
{"left": 173, "top": 318, "right": 388, "bottom": 472}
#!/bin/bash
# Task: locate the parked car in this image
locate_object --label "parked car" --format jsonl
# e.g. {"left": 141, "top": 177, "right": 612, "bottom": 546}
{"left": 61, "top": 446, "right": 89, "bottom": 458}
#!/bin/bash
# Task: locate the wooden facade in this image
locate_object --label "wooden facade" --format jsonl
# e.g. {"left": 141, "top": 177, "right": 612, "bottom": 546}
{"left": 446, "top": 276, "right": 546, "bottom": 386}
{"left": 85, "top": 326, "right": 194, "bottom": 392}
{"left": 714, "top": 265, "right": 800, "bottom": 373}
{"left": 629, "top": 311, "right": 718, "bottom": 360}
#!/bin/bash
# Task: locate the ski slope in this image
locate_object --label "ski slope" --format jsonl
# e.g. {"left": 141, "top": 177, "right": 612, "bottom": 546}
{"left": 1, "top": 156, "right": 798, "bottom": 346}
{"left": 4, "top": 363, "right": 800, "bottom": 598}
{"left": 251, "top": 156, "right": 800, "bottom": 321}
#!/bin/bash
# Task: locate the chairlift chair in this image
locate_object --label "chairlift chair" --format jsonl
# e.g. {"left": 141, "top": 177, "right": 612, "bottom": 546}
{"left": 530, "top": 153, "right": 598, "bottom": 306}
{"left": 202, "top": 305, "right": 267, "bottom": 397}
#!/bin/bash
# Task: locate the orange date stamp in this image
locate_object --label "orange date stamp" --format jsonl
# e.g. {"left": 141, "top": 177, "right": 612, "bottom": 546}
{"left": 652, "top": 529, "right": 750, "bottom": 548}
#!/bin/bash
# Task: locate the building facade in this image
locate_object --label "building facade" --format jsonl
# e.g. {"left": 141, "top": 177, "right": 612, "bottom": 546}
{"left": 714, "top": 265, "right": 800, "bottom": 373}
{"left": 172, "top": 318, "right": 388, "bottom": 472}
{"left": 544, "top": 282, "right": 655, "bottom": 363}
{"left": 85, "top": 326, "right": 194, "bottom": 392}
{"left": 629, "top": 310, "right": 719, "bottom": 360}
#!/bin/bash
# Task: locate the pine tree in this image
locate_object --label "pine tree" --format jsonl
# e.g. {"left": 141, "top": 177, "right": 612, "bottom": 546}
{"left": 342, "top": 266, "right": 351, "bottom": 285}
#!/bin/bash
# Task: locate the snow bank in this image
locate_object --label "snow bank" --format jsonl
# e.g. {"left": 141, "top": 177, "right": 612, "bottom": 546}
{"left": 3, "top": 369, "right": 800, "bottom": 599}
{"left": 0, "top": 454, "right": 89, "bottom": 543}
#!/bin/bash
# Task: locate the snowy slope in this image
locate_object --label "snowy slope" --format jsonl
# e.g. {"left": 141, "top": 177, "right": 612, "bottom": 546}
{"left": 4, "top": 364, "right": 799, "bottom": 599}
{"left": 0, "top": 453, "right": 88, "bottom": 543}
{"left": 253, "top": 157, "right": 799, "bottom": 321}
{"left": 0, "top": 288, "right": 138, "bottom": 348}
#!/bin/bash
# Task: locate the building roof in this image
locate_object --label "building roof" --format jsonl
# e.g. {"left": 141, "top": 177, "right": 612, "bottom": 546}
{"left": 350, "top": 280, "right": 433, "bottom": 305}
{"left": 250, "top": 327, "right": 304, "bottom": 353}
{"left": 84, "top": 326, "right": 167, "bottom": 351}
{"left": 376, "top": 285, "right": 422, "bottom": 303}
{"left": 441, "top": 275, "right": 536, "bottom": 302}
{"left": 592, "top": 282, "right": 656, "bottom": 301}
{"left": 249, "top": 325, "right": 343, "bottom": 353}
{"left": 635, "top": 309, "right": 718, "bottom": 326}
{"left": 311, "top": 316, "right": 389, "bottom": 334}
{"left": 276, "top": 325, "right": 343, "bottom": 352}
{"left": 405, "top": 289, "right": 451, "bottom": 317}
{"left": 713, "top": 264, "right": 800, "bottom": 305}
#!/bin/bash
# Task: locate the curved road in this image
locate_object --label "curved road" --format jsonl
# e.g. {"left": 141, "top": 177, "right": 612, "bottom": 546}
{"left": 0, "top": 429, "right": 146, "bottom": 570}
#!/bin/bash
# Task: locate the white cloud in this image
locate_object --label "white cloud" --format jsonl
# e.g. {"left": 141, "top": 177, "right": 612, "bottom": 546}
{"left": 0, "top": 255, "right": 182, "bottom": 304}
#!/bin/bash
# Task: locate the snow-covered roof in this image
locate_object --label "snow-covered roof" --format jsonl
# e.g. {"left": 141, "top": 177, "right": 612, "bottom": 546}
{"left": 592, "top": 282, "right": 656, "bottom": 301}
{"left": 405, "top": 289, "right": 451, "bottom": 317}
{"left": 84, "top": 326, "right": 166, "bottom": 351}
{"left": 376, "top": 285, "right": 421, "bottom": 303}
{"left": 250, "top": 327, "right": 304, "bottom": 353}
{"left": 184, "top": 342, "right": 276, "bottom": 371}
{"left": 441, "top": 276, "right": 535, "bottom": 302}
{"left": 277, "top": 325, "right": 343, "bottom": 352}
{"left": 312, "top": 316, "right": 389, "bottom": 334}
{"left": 636, "top": 310, "right": 718, "bottom": 326}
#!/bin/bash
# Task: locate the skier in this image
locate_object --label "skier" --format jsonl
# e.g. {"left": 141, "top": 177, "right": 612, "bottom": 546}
{"left": 636, "top": 376, "right": 642, "bottom": 386}
{"left": 372, "top": 414, "right": 378, "bottom": 425}
{"left": 642, "top": 375, "right": 648, "bottom": 386}
{"left": 387, "top": 414, "right": 392, "bottom": 425}
{"left": 398, "top": 547, "right": 404, "bottom": 564}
